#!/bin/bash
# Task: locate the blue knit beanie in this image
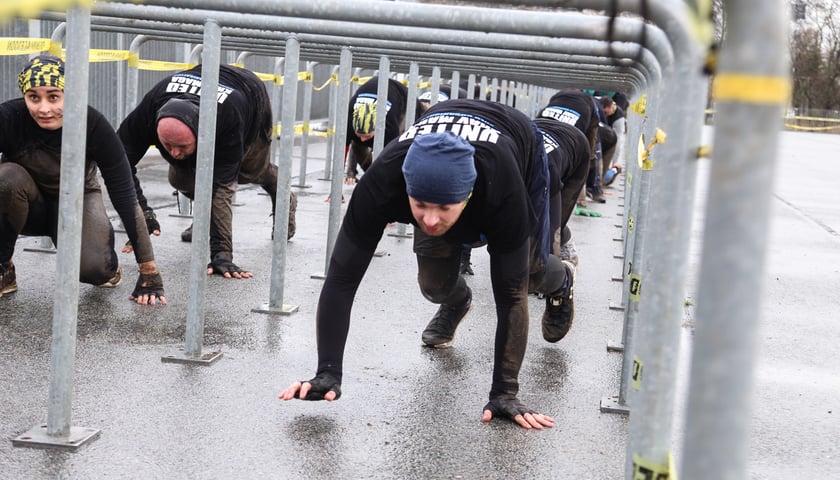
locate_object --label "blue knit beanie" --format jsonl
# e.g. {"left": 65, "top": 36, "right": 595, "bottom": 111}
{"left": 402, "top": 132, "right": 476, "bottom": 204}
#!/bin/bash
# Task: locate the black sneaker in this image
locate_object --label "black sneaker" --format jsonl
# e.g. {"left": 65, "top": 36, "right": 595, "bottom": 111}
{"left": 181, "top": 224, "right": 193, "bottom": 242}
{"left": 542, "top": 261, "right": 575, "bottom": 343}
{"left": 421, "top": 287, "right": 473, "bottom": 348}
{"left": 459, "top": 248, "right": 474, "bottom": 275}
{"left": 0, "top": 262, "right": 17, "bottom": 298}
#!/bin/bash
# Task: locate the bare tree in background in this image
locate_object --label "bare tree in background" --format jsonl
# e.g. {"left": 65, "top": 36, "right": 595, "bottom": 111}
{"left": 791, "top": 0, "right": 840, "bottom": 111}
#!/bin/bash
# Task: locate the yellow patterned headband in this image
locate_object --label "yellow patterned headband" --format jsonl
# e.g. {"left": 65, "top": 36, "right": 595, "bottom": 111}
{"left": 18, "top": 56, "right": 65, "bottom": 94}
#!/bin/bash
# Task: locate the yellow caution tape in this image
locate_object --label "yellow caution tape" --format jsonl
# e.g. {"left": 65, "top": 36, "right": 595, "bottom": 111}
{"left": 631, "top": 355, "right": 643, "bottom": 390}
{"left": 628, "top": 216, "right": 635, "bottom": 234}
{"left": 0, "top": 37, "right": 52, "bottom": 55}
{"left": 713, "top": 73, "right": 791, "bottom": 105}
{"left": 88, "top": 48, "right": 130, "bottom": 63}
{"left": 313, "top": 73, "right": 337, "bottom": 91}
{"left": 632, "top": 453, "right": 673, "bottom": 480}
{"left": 697, "top": 145, "right": 712, "bottom": 159}
{"left": 629, "top": 273, "right": 642, "bottom": 303}
{"left": 273, "top": 123, "right": 308, "bottom": 137}
{"left": 784, "top": 123, "right": 840, "bottom": 132}
{"left": 630, "top": 94, "right": 647, "bottom": 116}
{"left": 299, "top": 71, "right": 312, "bottom": 82}
{"left": 637, "top": 129, "right": 666, "bottom": 171}
{"left": 128, "top": 57, "right": 194, "bottom": 71}
{"left": 253, "top": 71, "right": 276, "bottom": 82}
{"left": 1, "top": 0, "right": 93, "bottom": 20}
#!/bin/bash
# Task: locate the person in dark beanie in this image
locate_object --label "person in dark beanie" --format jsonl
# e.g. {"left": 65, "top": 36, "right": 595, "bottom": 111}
{"left": 118, "top": 64, "right": 296, "bottom": 279}
{"left": 0, "top": 55, "right": 165, "bottom": 305}
{"left": 280, "top": 99, "right": 577, "bottom": 430}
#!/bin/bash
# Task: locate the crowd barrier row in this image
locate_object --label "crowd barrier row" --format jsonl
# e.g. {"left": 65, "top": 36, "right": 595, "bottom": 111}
{"left": 3, "top": 2, "right": 792, "bottom": 479}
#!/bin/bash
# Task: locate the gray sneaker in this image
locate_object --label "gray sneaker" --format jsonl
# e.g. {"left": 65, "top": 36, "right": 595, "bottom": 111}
{"left": 558, "top": 238, "right": 579, "bottom": 268}
{"left": 421, "top": 287, "right": 473, "bottom": 348}
{"left": 98, "top": 266, "right": 123, "bottom": 288}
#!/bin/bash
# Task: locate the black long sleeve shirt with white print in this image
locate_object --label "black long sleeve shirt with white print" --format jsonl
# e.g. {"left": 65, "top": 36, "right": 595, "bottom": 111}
{"left": 118, "top": 64, "right": 272, "bottom": 209}
{"left": 318, "top": 99, "right": 549, "bottom": 401}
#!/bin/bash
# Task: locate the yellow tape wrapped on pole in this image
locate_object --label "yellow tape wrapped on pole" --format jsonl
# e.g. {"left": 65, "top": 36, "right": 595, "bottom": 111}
{"left": 1, "top": 0, "right": 93, "bottom": 21}
{"left": 0, "top": 37, "right": 51, "bottom": 55}
{"left": 713, "top": 73, "right": 791, "bottom": 106}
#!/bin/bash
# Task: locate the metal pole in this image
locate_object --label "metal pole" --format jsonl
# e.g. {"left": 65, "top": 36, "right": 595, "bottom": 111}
{"left": 258, "top": 35, "right": 300, "bottom": 315}
{"left": 682, "top": 0, "right": 790, "bottom": 478}
{"left": 320, "top": 65, "right": 339, "bottom": 182}
{"left": 295, "top": 61, "right": 316, "bottom": 189}
{"left": 467, "top": 74, "right": 476, "bottom": 100}
{"left": 430, "top": 66, "right": 440, "bottom": 107}
{"left": 450, "top": 70, "right": 460, "bottom": 99}
{"left": 317, "top": 47, "right": 352, "bottom": 278}
{"left": 270, "top": 57, "right": 285, "bottom": 168}
{"left": 372, "top": 56, "right": 390, "bottom": 159}
{"left": 46, "top": 5, "right": 90, "bottom": 439}
{"left": 389, "top": 61, "right": 419, "bottom": 240}
{"left": 182, "top": 20, "right": 221, "bottom": 358}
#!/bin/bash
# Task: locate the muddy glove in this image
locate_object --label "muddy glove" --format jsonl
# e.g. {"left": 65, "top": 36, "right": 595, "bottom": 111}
{"left": 295, "top": 372, "right": 342, "bottom": 401}
{"left": 207, "top": 252, "right": 248, "bottom": 277}
{"left": 483, "top": 394, "right": 536, "bottom": 421}
{"left": 131, "top": 271, "right": 165, "bottom": 300}
{"left": 144, "top": 209, "right": 161, "bottom": 235}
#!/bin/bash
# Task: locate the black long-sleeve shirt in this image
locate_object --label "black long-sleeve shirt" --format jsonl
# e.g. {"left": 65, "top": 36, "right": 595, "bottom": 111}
{"left": 0, "top": 98, "right": 154, "bottom": 263}
{"left": 538, "top": 90, "right": 600, "bottom": 162}
{"left": 118, "top": 64, "right": 272, "bottom": 210}
{"left": 319, "top": 99, "right": 547, "bottom": 399}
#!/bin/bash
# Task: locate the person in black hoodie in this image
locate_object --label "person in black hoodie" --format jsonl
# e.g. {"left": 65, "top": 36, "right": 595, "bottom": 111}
{"left": 0, "top": 55, "right": 165, "bottom": 305}
{"left": 280, "top": 100, "right": 578, "bottom": 430}
{"left": 118, "top": 64, "right": 296, "bottom": 279}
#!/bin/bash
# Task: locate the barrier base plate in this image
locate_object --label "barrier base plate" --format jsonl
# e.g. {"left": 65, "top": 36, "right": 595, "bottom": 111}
{"left": 600, "top": 396, "right": 630, "bottom": 415}
{"left": 161, "top": 350, "right": 223, "bottom": 365}
{"left": 251, "top": 303, "right": 299, "bottom": 315}
{"left": 13, "top": 424, "right": 101, "bottom": 451}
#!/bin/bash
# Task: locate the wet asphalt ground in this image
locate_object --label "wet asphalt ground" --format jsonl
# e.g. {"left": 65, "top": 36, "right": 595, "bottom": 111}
{"left": 0, "top": 129, "right": 837, "bottom": 479}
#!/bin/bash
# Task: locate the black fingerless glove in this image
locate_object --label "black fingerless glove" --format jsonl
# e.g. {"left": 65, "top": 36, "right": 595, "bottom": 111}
{"left": 483, "top": 394, "right": 535, "bottom": 420}
{"left": 132, "top": 272, "right": 165, "bottom": 299}
{"left": 144, "top": 209, "right": 161, "bottom": 234}
{"left": 295, "top": 372, "right": 342, "bottom": 401}
{"left": 207, "top": 252, "right": 245, "bottom": 276}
